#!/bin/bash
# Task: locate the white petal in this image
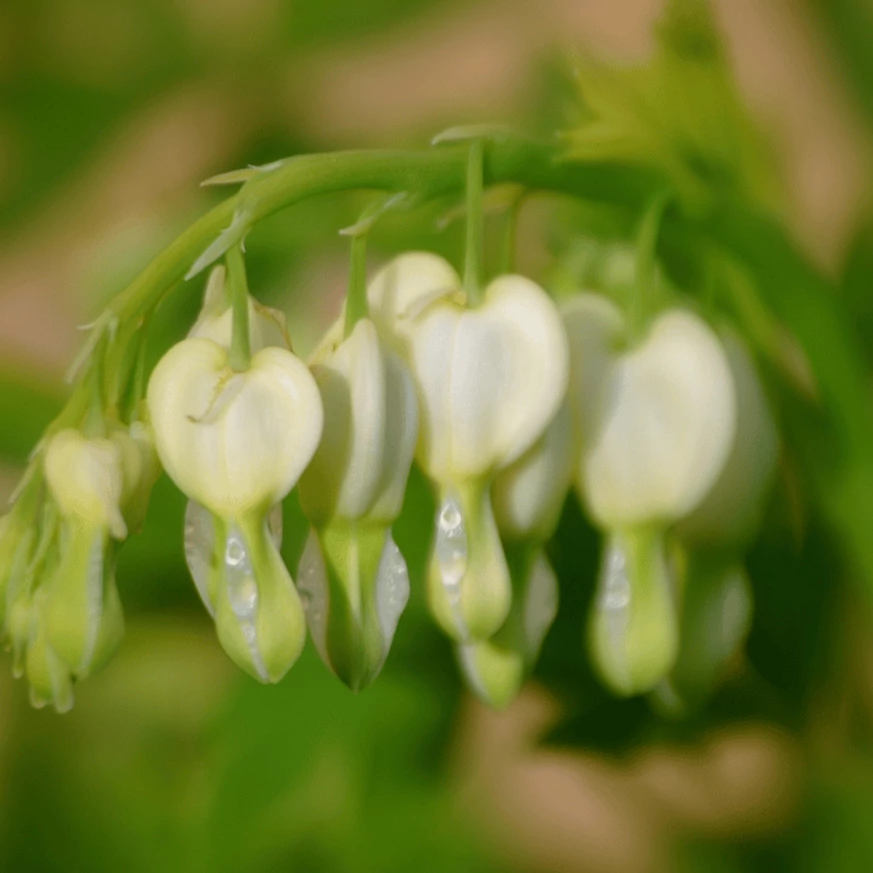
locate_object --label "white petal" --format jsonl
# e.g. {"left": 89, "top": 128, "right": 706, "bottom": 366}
{"left": 367, "top": 251, "right": 461, "bottom": 357}
{"left": 147, "top": 339, "right": 323, "bottom": 516}
{"left": 413, "top": 275, "right": 569, "bottom": 482}
{"left": 584, "top": 310, "right": 736, "bottom": 526}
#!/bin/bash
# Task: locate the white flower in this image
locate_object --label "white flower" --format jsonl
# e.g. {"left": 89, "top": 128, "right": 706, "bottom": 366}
{"left": 296, "top": 318, "right": 417, "bottom": 690}
{"left": 147, "top": 338, "right": 323, "bottom": 517}
{"left": 368, "top": 253, "right": 569, "bottom": 642}
{"left": 582, "top": 309, "right": 736, "bottom": 527}
{"left": 148, "top": 337, "right": 323, "bottom": 682}
{"left": 563, "top": 298, "right": 737, "bottom": 696}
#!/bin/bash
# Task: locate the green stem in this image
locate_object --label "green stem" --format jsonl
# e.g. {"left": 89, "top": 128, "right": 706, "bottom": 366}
{"left": 463, "top": 139, "right": 486, "bottom": 306}
{"left": 225, "top": 244, "right": 251, "bottom": 372}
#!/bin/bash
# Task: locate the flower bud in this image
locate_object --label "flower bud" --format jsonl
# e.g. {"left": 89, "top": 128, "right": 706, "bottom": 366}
{"left": 44, "top": 430, "right": 127, "bottom": 540}
{"left": 188, "top": 264, "right": 290, "bottom": 352}
{"left": 297, "top": 318, "right": 416, "bottom": 690}
{"left": 588, "top": 528, "right": 678, "bottom": 696}
{"left": 369, "top": 255, "right": 569, "bottom": 642}
{"left": 43, "top": 430, "right": 127, "bottom": 675}
{"left": 25, "top": 589, "right": 75, "bottom": 713}
{"left": 147, "top": 338, "right": 323, "bottom": 518}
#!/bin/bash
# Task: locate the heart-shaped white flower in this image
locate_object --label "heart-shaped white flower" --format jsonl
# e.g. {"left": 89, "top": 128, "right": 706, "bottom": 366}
{"left": 147, "top": 338, "right": 323, "bottom": 517}
{"left": 583, "top": 309, "right": 736, "bottom": 527}
{"left": 409, "top": 273, "right": 569, "bottom": 481}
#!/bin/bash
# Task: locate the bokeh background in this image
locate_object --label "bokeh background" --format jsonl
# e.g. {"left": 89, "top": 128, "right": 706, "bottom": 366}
{"left": 1, "top": 1, "right": 873, "bottom": 871}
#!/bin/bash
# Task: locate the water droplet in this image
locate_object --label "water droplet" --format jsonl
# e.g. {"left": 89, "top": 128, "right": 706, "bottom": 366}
{"left": 435, "top": 496, "right": 467, "bottom": 600}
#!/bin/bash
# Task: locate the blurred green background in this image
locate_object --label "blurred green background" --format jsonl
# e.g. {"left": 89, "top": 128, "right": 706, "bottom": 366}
{"left": 2, "top": 1, "right": 873, "bottom": 871}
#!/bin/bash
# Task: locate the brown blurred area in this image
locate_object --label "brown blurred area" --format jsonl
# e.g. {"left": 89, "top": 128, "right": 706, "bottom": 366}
{"left": 0, "top": 1, "right": 865, "bottom": 870}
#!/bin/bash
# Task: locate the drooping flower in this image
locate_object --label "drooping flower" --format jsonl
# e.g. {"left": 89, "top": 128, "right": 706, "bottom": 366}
{"left": 657, "top": 333, "right": 778, "bottom": 711}
{"left": 566, "top": 300, "right": 736, "bottom": 696}
{"left": 368, "top": 253, "right": 569, "bottom": 642}
{"left": 458, "top": 400, "right": 575, "bottom": 707}
{"left": 148, "top": 336, "right": 323, "bottom": 682}
{"left": 297, "top": 318, "right": 417, "bottom": 690}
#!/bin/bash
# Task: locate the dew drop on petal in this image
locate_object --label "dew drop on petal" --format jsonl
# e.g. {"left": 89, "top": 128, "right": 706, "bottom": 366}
{"left": 184, "top": 501, "right": 216, "bottom": 616}
{"left": 223, "top": 523, "right": 267, "bottom": 680}
{"left": 598, "top": 539, "right": 632, "bottom": 672}
{"left": 436, "top": 496, "right": 467, "bottom": 604}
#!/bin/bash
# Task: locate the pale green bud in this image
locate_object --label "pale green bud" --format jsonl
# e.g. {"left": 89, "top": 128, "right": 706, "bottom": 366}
{"left": 25, "top": 589, "right": 75, "bottom": 713}
{"left": 588, "top": 528, "right": 678, "bottom": 696}
{"left": 183, "top": 502, "right": 306, "bottom": 683}
{"left": 297, "top": 523, "right": 409, "bottom": 691}
{"left": 147, "top": 338, "right": 323, "bottom": 517}
{"left": 458, "top": 548, "right": 558, "bottom": 708}
{"left": 43, "top": 521, "right": 124, "bottom": 677}
{"left": 44, "top": 430, "right": 127, "bottom": 540}
{"left": 188, "top": 264, "right": 291, "bottom": 351}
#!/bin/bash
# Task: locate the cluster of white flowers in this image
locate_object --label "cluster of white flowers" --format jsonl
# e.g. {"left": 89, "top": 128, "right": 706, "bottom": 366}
{"left": 0, "top": 245, "right": 776, "bottom": 712}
